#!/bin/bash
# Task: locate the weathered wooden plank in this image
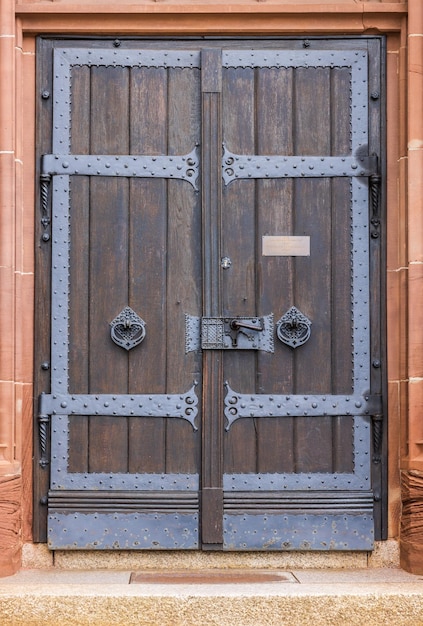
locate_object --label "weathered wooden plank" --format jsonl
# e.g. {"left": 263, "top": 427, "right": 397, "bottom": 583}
{"left": 201, "top": 49, "right": 224, "bottom": 544}
{"left": 166, "top": 66, "right": 202, "bottom": 476}
{"left": 222, "top": 65, "right": 257, "bottom": 475}
{"left": 293, "top": 67, "right": 333, "bottom": 473}
{"left": 88, "top": 66, "right": 130, "bottom": 473}
{"left": 256, "top": 67, "right": 295, "bottom": 473}
{"left": 127, "top": 66, "right": 167, "bottom": 474}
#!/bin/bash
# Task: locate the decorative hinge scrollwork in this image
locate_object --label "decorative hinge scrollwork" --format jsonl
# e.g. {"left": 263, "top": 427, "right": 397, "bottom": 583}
{"left": 38, "top": 393, "right": 50, "bottom": 469}
{"left": 40, "top": 171, "right": 51, "bottom": 242}
{"left": 371, "top": 413, "right": 383, "bottom": 464}
{"left": 370, "top": 162, "right": 381, "bottom": 239}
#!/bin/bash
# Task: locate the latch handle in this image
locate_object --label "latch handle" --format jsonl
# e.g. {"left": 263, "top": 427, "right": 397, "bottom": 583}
{"left": 229, "top": 319, "right": 264, "bottom": 332}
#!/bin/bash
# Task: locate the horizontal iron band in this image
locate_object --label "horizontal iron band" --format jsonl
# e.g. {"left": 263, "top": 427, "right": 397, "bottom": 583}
{"left": 59, "top": 47, "right": 201, "bottom": 69}
{"left": 40, "top": 384, "right": 198, "bottom": 430}
{"left": 222, "top": 147, "right": 378, "bottom": 185}
{"left": 223, "top": 513, "right": 373, "bottom": 551}
{"left": 42, "top": 146, "right": 199, "bottom": 190}
{"left": 48, "top": 490, "right": 199, "bottom": 513}
{"left": 224, "top": 491, "right": 373, "bottom": 513}
{"left": 48, "top": 511, "right": 199, "bottom": 550}
{"left": 224, "top": 383, "right": 381, "bottom": 430}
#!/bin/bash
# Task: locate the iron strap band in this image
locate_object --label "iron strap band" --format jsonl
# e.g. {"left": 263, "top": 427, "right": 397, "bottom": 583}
{"left": 39, "top": 385, "right": 199, "bottom": 431}
{"left": 224, "top": 383, "right": 382, "bottom": 431}
{"left": 41, "top": 147, "right": 200, "bottom": 190}
{"left": 222, "top": 147, "right": 378, "bottom": 185}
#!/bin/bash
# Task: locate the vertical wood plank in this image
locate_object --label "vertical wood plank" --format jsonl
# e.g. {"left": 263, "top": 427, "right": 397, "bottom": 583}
{"left": 293, "top": 67, "right": 333, "bottom": 473}
{"left": 256, "top": 67, "right": 296, "bottom": 473}
{"left": 166, "top": 67, "right": 202, "bottom": 475}
{"left": 68, "top": 65, "right": 90, "bottom": 473}
{"left": 201, "top": 49, "right": 224, "bottom": 545}
{"left": 88, "top": 66, "right": 129, "bottom": 473}
{"left": 127, "top": 66, "right": 167, "bottom": 473}
{"left": 222, "top": 65, "right": 257, "bottom": 475}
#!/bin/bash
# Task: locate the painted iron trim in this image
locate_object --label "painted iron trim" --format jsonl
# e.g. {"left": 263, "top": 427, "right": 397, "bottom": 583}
{"left": 224, "top": 416, "right": 371, "bottom": 491}
{"left": 222, "top": 149, "right": 377, "bottom": 186}
{"left": 48, "top": 511, "right": 199, "bottom": 550}
{"left": 223, "top": 48, "right": 368, "bottom": 153}
{"left": 42, "top": 148, "right": 200, "bottom": 191}
{"left": 223, "top": 513, "right": 374, "bottom": 551}
{"left": 224, "top": 384, "right": 381, "bottom": 429}
{"left": 40, "top": 384, "right": 199, "bottom": 431}
{"left": 51, "top": 414, "right": 199, "bottom": 491}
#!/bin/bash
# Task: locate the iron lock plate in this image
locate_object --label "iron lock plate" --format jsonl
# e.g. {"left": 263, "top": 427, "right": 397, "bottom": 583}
{"left": 185, "top": 314, "right": 274, "bottom": 353}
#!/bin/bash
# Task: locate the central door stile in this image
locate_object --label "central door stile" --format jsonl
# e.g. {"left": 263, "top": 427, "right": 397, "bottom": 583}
{"left": 201, "top": 48, "right": 224, "bottom": 548}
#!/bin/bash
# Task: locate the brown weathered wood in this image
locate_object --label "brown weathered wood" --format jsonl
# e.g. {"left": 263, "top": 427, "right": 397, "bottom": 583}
{"left": 221, "top": 65, "right": 257, "bottom": 475}
{"left": 201, "top": 49, "right": 224, "bottom": 545}
{"left": 33, "top": 37, "right": 54, "bottom": 542}
{"left": 127, "top": 66, "right": 167, "bottom": 473}
{"left": 256, "top": 67, "right": 295, "bottom": 473}
{"left": 88, "top": 66, "right": 130, "bottom": 473}
{"left": 166, "top": 66, "right": 202, "bottom": 475}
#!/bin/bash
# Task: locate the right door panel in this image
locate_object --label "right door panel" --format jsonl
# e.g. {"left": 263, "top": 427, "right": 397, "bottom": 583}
{"left": 220, "top": 41, "right": 384, "bottom": 550}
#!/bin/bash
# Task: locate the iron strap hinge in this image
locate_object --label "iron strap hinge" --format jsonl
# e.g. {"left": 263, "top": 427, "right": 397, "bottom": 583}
{"left": 38, "top": 385, "right": 199, "bottom": 431}
{"left": 222, "top": 145, "right": 378, "bottom": 185}
{"left": 224, "top": 385, "right": 382, "bottom": 430}
{"left": 41, "top": 147, "right": 200, "bottom": 190}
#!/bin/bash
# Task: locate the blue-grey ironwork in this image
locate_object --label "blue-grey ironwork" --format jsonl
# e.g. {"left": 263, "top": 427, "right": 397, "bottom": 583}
{"left": 39, "top": 384, "right": 198, "bottom": 427}
{"left": 44, "top": 47, "right": 202, "bottom": 551}
{"left": 48, "top": 512, "right": 199, "bottom": 550}
{"left": 110, "top": 306, "right": 146, "bottom": 351}
{"left": 44, "top": 44, "right": 379, "bottom": 551}
{"left": 222, "top": 146, "right": 378, "bottom": 186}
{"left": 224, "top": 383, "right": 381, "bottom": 429}
{"left": 223, "top": 512, "right": 373, "bottom": 551}
{"left": 185, "top": 314, "right": 274, "bottom": 352}
{"left": 276, "top": 306, "right": 311, "bottom": 348}
{"left": 41, "top": 148, "right": 200, "bottom": 190}
{"left": 40, "top": 385, "right": 198, "bottom": 428}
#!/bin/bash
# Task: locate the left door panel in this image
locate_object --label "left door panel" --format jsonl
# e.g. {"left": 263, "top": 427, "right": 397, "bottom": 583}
{"left": 35, "top": 40, "right": 202, "bottom": 548}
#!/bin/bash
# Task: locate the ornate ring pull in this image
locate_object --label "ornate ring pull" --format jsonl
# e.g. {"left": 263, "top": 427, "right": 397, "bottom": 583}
{"left": 110, "top": 306, "right": 146, "bottom": 351}
{"left": 276, "top": 306, "right": 311, "bottom": 349}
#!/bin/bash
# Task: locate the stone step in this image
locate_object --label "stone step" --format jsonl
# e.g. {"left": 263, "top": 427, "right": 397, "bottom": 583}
{"left": 1, "top": 568, "right": 423, "bottom": 625}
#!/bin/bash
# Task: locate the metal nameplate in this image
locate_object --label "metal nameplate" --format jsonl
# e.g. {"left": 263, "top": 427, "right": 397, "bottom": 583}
{"left": 222, "top": 144, "right": 377, "bottom": 186}
{"left": 263, "top": 236, "right": 310, "bottom": 257}
{"left": 42, "top": 146, "right": 200, "bottom": 190}
{"left": 39, "top": 384, "right": 199, "bottom": 431}
{"left": 224, "top": 383, "right": 382, "bottom": 430}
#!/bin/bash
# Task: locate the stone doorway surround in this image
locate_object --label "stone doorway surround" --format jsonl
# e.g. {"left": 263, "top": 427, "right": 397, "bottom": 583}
{"left": 0, "top": 0, "right": 422, "bottom": 576}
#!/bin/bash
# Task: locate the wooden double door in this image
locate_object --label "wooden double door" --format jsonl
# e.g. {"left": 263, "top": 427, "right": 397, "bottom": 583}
{"left": 35, "top": 37, "right": 385, "bottom": 550}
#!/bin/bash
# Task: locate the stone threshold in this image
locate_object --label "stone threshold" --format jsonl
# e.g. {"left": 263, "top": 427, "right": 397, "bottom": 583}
{"left": 0, "top": 567, "right": 423, "bottom": 625}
